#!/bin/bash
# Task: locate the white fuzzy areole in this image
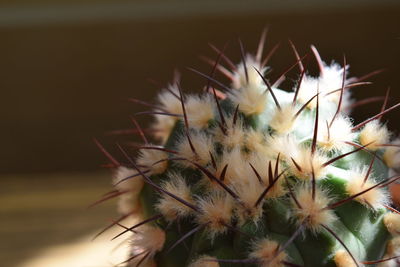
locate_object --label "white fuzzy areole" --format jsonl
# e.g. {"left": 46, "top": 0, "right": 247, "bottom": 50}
{"left": 346, "top": 166, "right": 387, "bottom": 209}
{"left": 247, "top": 153, "right": 286, "bottom": 198}
{"left": 177, "top": 131, "right": 213, "bottom": 168}
{"left": 383, "top": 139, "right": 400, "bottom": 169}
{"left": 155, "top": 173, "right": 194, "bottom": 221}
{"left": 214, "top": 118, "right": 246, "bottom": 150}
{"left": 292, "top": 185, "right": 336, "bottom": 232}
{"left": 231, "top": 55, "right": 265, "bottom": 90}
{"left": 189, "top": 255, "right": 220, "bottom": 267}
{"left": 359, "top": 120, "right": 391, "bottom": 151}
{"left": 113, "top": 166, "right": 142, "bottom": 192}
{"left": 296, "top": 75, "right": 319, "bottom": 109}
{"left": 157, "top": 86, "right": 183, "bottom": 115}
{"left": 152, "top": 85, "right": 183, "bottom": 144}
{"left": 250, "top": 238, "right": 287, "bottom": 267}
{"left": 228, "top": 86, "right": 268, "bottom": 116}
{"left": 384, "top": 213, "right": 400, "bottom": 236}
{"left": 113, "top": 166, "right": 144, "bottom": 214}
{"left": 290, "top": 147, "right": 328, "bottom": 180}
{"left": 136, "top": 146, "right": 168, "bottom": 175}
{"left": 386, "top": 236, "right": 400, "bottom": 256}
{"left": 318, "top": 116, "right": 355, "bottom": 152}
{"left": 268, "top": 134, "right": 329, "bottom": 180}
{"left": 245, "top": 129, "right": 268, "bottom": 155}
{"left": 151, "top": 114, "right": 176, "bottom": 144}
{"left": 296, "top": 62, "right": 352, "bottom": 110}
{"left": 196, "top": 192, "right": 233, "bottom": 239}
{"left": 214, "top": 147, "right": 250, "bottom": 185}
{"left": 378, "top": 237, "right": 400, "bottom": 267}
{"left": 266, "top": 134, "right": 300, "bottom": 160}
{"left": 185, "top": 94, "right": 215, "bottom": 129}
{"left": 320, "top": 63, "right": 351, "bottom": 104}
{"left": 129, "top": 225, "right": 166, "bottom": 266}
{"left": 233, "top": 177, "right": 265, "bottom": 225}
{"left": 269, "top": 104, "right": 298, "bottom": 135}
{"left": 334, "top": 249, "right": 358, "bottom": 267}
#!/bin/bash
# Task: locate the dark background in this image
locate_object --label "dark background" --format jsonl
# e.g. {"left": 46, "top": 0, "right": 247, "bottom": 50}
{"left": 0, "top": 1, "right": 399, "bottom": 266}
{"left": 1, "top": 0, "right": 400, "bottom": 174}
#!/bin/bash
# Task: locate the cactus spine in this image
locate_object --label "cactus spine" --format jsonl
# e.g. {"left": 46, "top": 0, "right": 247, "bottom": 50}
{"left": 100, "top": 31, "right": 400, "bottom": 267}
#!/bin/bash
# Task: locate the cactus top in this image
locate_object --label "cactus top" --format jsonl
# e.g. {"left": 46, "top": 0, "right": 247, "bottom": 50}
{"left": 101, "top": 32, "right": 400, "bottom": 267}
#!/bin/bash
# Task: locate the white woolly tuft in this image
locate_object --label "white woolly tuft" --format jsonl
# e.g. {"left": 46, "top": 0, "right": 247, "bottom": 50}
{"left": 157, "top": 85, "right": 183, "bottom": 115}
{"left": 249, "top": 238, "right": 287, "bottom": 267}
{"left": 289, "top": 147, "right": 328, "bottom": 180}
{"left": 113, "top": 166, "right": 144, "bottom": 214}
{"left": 245, "top": 129, "right": 268, "bottom": 155}
{"left": 185, "top": 94, "right": 215, "bottom": 129}
{"left": 269, "top": 104, "right": 298, "bottom": 134}
{"left": 383, "top": 139, "right": 400, "bottom": 169}
{"left": 228, "top": 86, "right": 268, "bottom": 116}
{"left": 268, "top": 134, "right": 329, "bottom": 180}
{"left": 233, "top": 177, "right": 265, "bottom": 225}
{"left": 214, "top": 117, "right": 246, "bottom": 150}
{"left": 177, "top": 131, "right": 214, "bottom": 168}
{"left": 378, "top": 237, "right": 400, "bottom": 267}
{"left": 151, "top": 114, "right": 176, "bottom": 144}
{"left": 291, "top": 185, "right": 336, "bottom": 233}
{"left": 129, "top": 226, "right": 166, "bottom": 266}
{"left": 155, "top": 173, "right": 194, "bottom": 221}
{"left": 136, "top": 146, "right": 168, "bottom": 175}
{"left": 296, "top": 75, "right": 319, "bottom": 109}
{"left": 296, "top": 62, "right": 352, "bottom": 110}
{"left": 318, "top": 116, "right": 355, "bottom": 152}
{"left": 346, "top": 165, "right": 388, "bottom": 209}
{"left": 214, "top": 147, "right": 250, "bottom": 185}
{"left": 334, "top": 249, "right": 358, "bottom": 267}
{"left": 320, "top": 63, "right": 352, "bottom": 106}
{"left": 266, "top": 134, "right": 300, "bottom": 161}
{"left": 247, "top": 153, "right": 286, "bottom": 198}
{"left": 387, "top": 236, "right": 400, "bottom": 256}
{"left": 231, "top": 55, "right": 266, "bottom": 90}
{"left": 384, "top": 212, "right": 400, "bottom": 236}
{"left": 359, "top": 120, "right": 391, "bottom": 151}
{"left": 196, "top": 192, "right": 234, "bottom": 240}
{"left": 152, "top": 85, "right": 183, "bottom": 143}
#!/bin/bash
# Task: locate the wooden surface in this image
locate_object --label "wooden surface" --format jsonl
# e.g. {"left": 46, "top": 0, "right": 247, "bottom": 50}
{"left": 1, "top": 173, "right": 400, "bottom": 266}
{"left": 0, "top": 171, "right": 119, "bottom": 266}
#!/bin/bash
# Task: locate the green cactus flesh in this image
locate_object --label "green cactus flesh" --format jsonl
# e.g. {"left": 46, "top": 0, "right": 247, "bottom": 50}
{"left": 104, "top": 36, "right": 400, "bottom": 267}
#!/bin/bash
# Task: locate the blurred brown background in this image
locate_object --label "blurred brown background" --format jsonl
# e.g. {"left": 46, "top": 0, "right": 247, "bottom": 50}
{"left": 0, "top": 0, "right": 399, "bottom": 266}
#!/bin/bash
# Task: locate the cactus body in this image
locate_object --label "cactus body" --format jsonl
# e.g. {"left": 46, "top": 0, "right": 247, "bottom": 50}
{"left": 105, "top": 34, "right": 400, "bottom": 267}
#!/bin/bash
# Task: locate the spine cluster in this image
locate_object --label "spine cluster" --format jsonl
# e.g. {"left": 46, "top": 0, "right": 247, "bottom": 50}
{"left": 95, "top": 30, "right": 400, "bottom": 267}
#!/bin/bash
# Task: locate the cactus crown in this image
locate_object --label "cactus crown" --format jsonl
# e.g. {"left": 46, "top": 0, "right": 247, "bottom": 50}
{"left": 98, "top": 30, "right": 400, "bottom": 267}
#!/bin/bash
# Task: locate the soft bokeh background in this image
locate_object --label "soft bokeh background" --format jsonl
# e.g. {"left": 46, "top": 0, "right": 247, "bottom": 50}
{"left": 1, "top": 0, "right": 400, "bottom": 266}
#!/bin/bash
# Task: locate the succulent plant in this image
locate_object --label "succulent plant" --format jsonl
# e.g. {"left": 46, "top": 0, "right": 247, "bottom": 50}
{"left": 96, "top": 30, "right": 400, "bottom": 267}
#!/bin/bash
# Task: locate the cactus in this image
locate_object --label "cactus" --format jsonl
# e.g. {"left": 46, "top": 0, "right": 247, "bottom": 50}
{"left": 97, "top": 31, "right": 400, "bottom": 267}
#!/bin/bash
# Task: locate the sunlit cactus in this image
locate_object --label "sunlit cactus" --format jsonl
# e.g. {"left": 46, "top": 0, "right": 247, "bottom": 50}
{"left": 95, "top": 29, "right": 400, "bottom": 267}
